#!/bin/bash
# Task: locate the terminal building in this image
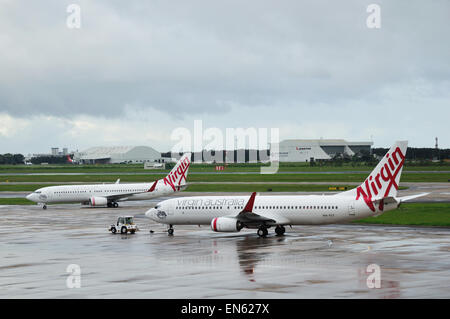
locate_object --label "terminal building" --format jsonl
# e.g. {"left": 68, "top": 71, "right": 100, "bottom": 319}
{"left": 73, "top": 146, "right": 162, "bottom": 164}
{"left": 270, "top": 139, "right": 373, "bottom": 162}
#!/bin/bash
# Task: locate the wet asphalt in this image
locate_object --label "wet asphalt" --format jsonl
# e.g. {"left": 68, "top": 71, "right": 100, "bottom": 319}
{"left": 1, "top": 200, "right": 449, "bottom": 298}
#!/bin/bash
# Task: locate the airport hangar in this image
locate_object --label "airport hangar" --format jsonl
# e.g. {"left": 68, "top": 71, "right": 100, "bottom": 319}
{"left": 72, "top": 140, "right": 373, "bottom": 164}
{"left": 270, "top": 139, "right": 373, "bottom": 162}
{"left": 73, "top": 146, "right": 162, "bottom": 164}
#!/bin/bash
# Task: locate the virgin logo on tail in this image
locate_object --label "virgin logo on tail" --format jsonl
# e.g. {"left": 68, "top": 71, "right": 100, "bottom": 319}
{"left": 163, "top": 157, "right": 190, "bottom": 191}
{"left": 356, "top": 147, "right": 405, "bottom": 212}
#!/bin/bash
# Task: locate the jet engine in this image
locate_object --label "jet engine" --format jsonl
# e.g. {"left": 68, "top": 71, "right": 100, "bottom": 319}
{"left": 89, "top": 196, "right": 108, "bottom": 207}
{"left": 211, "top": 217, "right": 243, "bottom": 232}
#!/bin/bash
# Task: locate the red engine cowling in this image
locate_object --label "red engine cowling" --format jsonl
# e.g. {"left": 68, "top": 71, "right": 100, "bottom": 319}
{"left": 89, "top": 196, "right": 108, "bottom": 207}
{"left": 211, "top": 217, "right": 242, "bottom": 232}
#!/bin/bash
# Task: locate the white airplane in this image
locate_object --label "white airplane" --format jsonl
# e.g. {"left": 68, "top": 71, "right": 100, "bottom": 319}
{"left": 145, "top": 142, "right": 428, "bottom": 236}
{"left": 26, "top": 154, "right": 191, "bottom": 209}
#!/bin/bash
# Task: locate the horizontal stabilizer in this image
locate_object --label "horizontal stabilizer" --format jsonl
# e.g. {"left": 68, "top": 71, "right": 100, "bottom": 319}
{"left": 397, "top": 193, "right": 429, "bottom": 203}
{"left": 372, "top": 196, "right": 397, "bottom": 205}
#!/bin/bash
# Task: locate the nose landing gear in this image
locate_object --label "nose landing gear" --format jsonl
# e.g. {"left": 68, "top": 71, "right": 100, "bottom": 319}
{"left": 168, "top": 225, "right": 174, "bottom": 236}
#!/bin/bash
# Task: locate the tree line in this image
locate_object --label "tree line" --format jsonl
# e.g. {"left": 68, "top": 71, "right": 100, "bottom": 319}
{"left": 0, "top": 153, "right": 25, "bottom": 164}
{"left": 373, "top": 148, "right": 449, "bottom": 161}
{"left": 0, "top": 153, "right": 70, "bottom": 164}
{"left": 29, "top": 156, "right": 70, "bottom": 164}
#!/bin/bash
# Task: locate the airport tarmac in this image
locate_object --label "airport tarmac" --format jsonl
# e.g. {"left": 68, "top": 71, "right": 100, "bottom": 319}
{"left": 1, "top": 202, "right": 449, "bottom": 298}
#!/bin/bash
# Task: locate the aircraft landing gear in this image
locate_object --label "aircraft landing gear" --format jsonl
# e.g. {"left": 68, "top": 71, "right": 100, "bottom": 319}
{"left": 113, "top": 202, "right": 119, "bottom": 208}
{"left": 108, "top": 202, "right": 119, "bottom": 208}
{"left": 275, "top": 225, "right": 286, "bottom": 236}
{"left": 168, "top": 225, "right": 174, "bottom": 236}
{"left": 257, "top": 226, "right": 268, "bottom": 238}
{"left": 42, "top": 204, "right": 47, "bottom": 210}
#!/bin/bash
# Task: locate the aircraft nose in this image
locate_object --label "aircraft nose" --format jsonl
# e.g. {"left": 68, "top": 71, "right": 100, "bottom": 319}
{"left": 26, "top": 193, "right": 34, "bottom": 201}
{"left": 145, "top": 208, "right": 157, "bottom": 219}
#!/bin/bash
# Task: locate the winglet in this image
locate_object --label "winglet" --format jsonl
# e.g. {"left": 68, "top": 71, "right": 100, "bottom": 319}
{"left": 115, "top": 179, "right": 120, "bottom": 184}
{"left": 242, "top": 192, "right": 257, "bottom": 213}
{"left": 147, "top": 180, "right": 157, "bottom": 192}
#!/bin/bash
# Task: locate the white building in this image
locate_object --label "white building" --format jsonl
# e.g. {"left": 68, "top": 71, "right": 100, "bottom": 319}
{"left": 270, "top": 139, "right": 373, "bottom": 162}
{"left": 74, "top": 146, "right": 162, "bottom": 164}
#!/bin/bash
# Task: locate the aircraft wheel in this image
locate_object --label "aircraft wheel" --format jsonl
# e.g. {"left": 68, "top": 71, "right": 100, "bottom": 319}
{"left": 113, "top": 202, "right": 119, "bottom": 208}
{"left": 43, "top": 205, "right": 47, "bottom": 210}
{"left": 107, "top": 202, "right": 113, "bottom": 208}
{"left": 168, "top": 227, "right": 174, "bottom": 236}
{"left": 257, "top": 227, "right": 268, "bottom": 238}
{"left": 275, "top": 225, "right": 286, "bottom": 236}
{"left": 121, "top": 226, "right": 127, "bottom": 234}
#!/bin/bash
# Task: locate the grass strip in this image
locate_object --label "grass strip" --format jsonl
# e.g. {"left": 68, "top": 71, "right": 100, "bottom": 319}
{"left": 0, "top": 172, "right": 448, "bottom": 183}
{"left": 353, "top": 203, "right": 450, "bottom": 227}
{"left": 0, "top": 198, "right": 34, "bottom": 205}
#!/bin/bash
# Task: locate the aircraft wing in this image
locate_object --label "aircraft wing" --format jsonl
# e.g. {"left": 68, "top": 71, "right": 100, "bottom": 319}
{"left": 233, "top": 192, "right": 290, "bottom": 226}
{"left": 242, "top": 210, "right": 291, "bottom": 225}
{"left": 105, "top": 180, "right": 158, "bottom": 201}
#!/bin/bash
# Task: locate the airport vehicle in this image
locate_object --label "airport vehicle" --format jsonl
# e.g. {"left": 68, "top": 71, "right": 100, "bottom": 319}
{"left": 26, "top": 154, "right": 191, "bottom": 209}
{"left": 109, "top": 216, "right": 138, "bottom": 234}
{"left": 145, "top": 142, "right": 428, "bottom": 237}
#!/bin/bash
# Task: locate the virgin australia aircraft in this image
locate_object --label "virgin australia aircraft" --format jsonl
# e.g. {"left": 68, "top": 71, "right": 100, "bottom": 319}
{"left": 146, "top": 142, "right": 428, "bottom": 237}
{"left": 26, "top": 154, "right": 191, "bottom": 209}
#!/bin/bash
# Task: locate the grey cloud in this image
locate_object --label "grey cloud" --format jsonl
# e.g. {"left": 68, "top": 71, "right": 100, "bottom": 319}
{"left": 0, "top": 0, "right": 449, "bottom": 121}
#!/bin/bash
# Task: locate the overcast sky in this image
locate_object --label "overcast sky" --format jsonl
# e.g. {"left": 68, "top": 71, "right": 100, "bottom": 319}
{"left": 0, "top": 0, "right": 449, "bottom": 154}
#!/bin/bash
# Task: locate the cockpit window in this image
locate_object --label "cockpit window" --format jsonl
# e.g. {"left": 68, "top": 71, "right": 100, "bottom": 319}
{"left": 155, "top": 205, "right": 160, "bottom": 209}
{"left": 35, "top": 191, "right": 41, "bottom": 194}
